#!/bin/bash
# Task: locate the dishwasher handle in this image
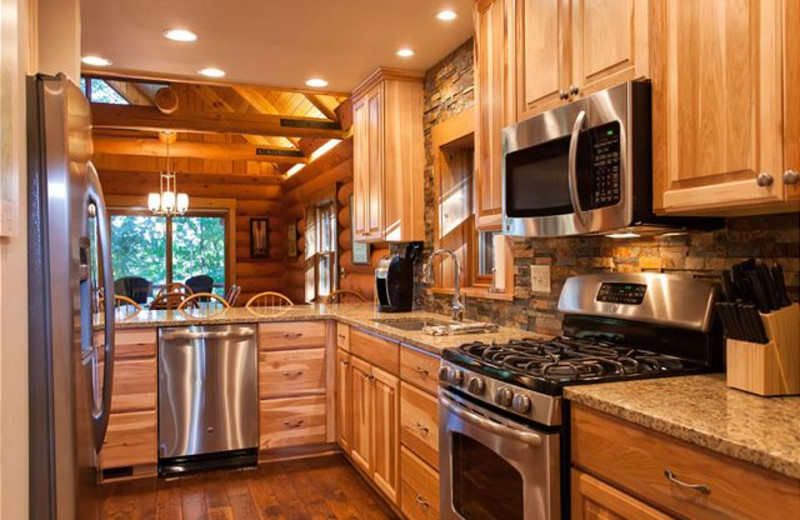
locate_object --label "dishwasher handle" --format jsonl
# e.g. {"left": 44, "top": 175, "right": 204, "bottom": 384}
{"left": 161, "top": 327, "right": 257, "bottom": 342}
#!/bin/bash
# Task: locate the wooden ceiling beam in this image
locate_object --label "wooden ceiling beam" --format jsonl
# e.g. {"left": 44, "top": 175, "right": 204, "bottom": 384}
{"left": 191, "top": 85, "right": 277, "bottom": 148}
{"left": 93, "top": 135, "right": 308, "bottom": 164}
{"left": 304, "top": 93, "right": 339, "bottom": 121}
{"left": 91, "top": 103, "right": 345, "bottom": 139}
{"left": 95, "top": 166, "right": 284, "bottom": 182}
{"left": 231, "top": 86, "right": 303, "bottom": 149}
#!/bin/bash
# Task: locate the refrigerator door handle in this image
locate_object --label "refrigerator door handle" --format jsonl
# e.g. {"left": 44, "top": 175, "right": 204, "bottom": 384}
{"left": 87, "top": 161, "right": 115, "bottom": 451}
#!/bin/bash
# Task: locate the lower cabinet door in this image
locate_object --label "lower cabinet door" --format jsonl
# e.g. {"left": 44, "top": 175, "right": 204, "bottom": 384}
{"left": 400, "top": 447, "right": 440, "bottom": 520}
{"left": 350, "top": 356, "right": 373, "bottom": 474}
{"left": 371, "top": 365, "right": 399, "bottom": 504}
{"left": 99, "top": 410, "right": 157, "bottom": 470}
{"left": 336, "top": 349, "right": 353, "bottom": 453}
{"left": 258, "top": 395, "right": 327, "bottom": 450}
{"left": 572, "top": 469, "right": 674, "bottom": 520}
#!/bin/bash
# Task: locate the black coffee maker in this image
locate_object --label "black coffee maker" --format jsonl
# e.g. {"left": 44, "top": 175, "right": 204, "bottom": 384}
{"left": 375, "top": 243, "right": 421, "bottom": 312}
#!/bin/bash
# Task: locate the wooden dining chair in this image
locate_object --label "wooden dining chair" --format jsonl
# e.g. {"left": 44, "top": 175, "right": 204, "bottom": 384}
{"left": 148, "top": 291, "right": 188, "bottom": 311}
{"left": 224, "top": 284, "right": 242, "bottom": 307}
{"left": 178, "top": 292, "right": 231, "bottom": 318}
{"left": 324, "top": 289, "right": 368, "bottom": 305}
{"left": 245, "top": 291, "right": 294, "bottom": 308}
{"left": 154, "top": 282, "right": 194, "bottom": 299}
{"left": 99, "top": 294, "right": 142, "bottom": 319}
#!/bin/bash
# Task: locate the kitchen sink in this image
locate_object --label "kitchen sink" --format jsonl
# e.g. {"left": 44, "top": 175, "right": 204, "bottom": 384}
{"left": 373, "top": 317, "right": 455, "bottom": 331}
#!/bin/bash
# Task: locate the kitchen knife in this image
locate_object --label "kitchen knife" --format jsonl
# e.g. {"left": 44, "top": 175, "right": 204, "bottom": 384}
{"left": 771, "top": 264, "right": 791, "bottom": 308}
{"left": 741, "top": 303, "right": 768, "bottom": 344}
{"left": 743, "top": 275, "right": 771, "bottom": 313}
{"left": 755, "top": 263, "right": 778, "bottom": 311}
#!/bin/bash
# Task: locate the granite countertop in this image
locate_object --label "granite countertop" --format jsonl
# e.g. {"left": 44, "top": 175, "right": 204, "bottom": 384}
{"left": 97, "top": 302, "right": 540, "bottom": 355}
{"left": 565, "top": 374, "right": 800, "bottom": 480}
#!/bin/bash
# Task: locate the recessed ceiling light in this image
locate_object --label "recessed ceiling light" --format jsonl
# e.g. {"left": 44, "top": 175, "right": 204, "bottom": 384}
{"left": 163, "top": 28, "right": 197, "bottom": 42}
{"left": 305, "top": 78, "right": 329, "bottom": 88}
{"left": 198, "top": 67, "right": 226, "bottom": 78}
{"left": 396, "top": 48, "right": 415, "bottom": 58}
{"left": 436, "top": 9, "right": 458, "bottom": 21}
{"left": 81, "top": 55, "right": 112, "bottom": 67}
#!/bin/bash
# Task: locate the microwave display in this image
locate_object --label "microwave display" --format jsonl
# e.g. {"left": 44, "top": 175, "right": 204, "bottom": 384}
{"left": 505, "top": 121, "right": 621, "bottom": 219}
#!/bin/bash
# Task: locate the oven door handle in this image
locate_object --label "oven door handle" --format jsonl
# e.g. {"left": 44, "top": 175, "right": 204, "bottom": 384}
{"left": 568, "top": 109, "right": 588, "bottom": 227}
{"left": 440, "top": 394, "right": 542, "bottom": 447}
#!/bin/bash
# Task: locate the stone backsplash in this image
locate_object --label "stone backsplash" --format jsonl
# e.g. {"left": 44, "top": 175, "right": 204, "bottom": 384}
{"left": 414, "top": 37, "right": 800, "bottom": 336}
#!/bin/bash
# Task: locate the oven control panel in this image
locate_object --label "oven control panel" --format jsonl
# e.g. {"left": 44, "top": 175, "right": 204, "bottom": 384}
{"left": 596, "top": 282, "right": 647, "bottom": 305}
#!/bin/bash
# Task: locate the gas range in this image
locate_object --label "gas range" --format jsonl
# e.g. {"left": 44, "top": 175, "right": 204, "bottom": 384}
{"left": 439, "top": 272, "right": 723, "bottom": 427}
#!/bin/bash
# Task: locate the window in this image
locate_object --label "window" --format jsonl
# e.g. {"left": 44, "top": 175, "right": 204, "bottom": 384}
{"left": 304, "top": 202, "right": 338, "bottom": 302}
{"left": 110, "top": 211, "right": 227, "bottom": 301}
{"left": 80, "top": 77, "right": 130, "bottom": 104}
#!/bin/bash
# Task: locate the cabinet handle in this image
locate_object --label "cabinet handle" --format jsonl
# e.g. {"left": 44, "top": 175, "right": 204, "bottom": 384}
{"left": 414, "top": 422, "right": 430, "bottom": 436}
{"left": 756, "top": 172, "right": 774, "bottom": 187}
{"left": 282, "top": 332, "right": 303, "bottom": 339}
{"left": 784, "top": 169, "right": 799, "bottom": 185}
{"left": 558, "top": 89, "right": 568, "bottom": 100}
{"left": 663, "top": 469, "right": 710, "bottom": 495}
{"left": 340, "top": 360, "right": 349, "bottom": 366}
{"left": 415, "top": 494, "right": 429, "bottom": 509}
{"left": 283, "top": 419, "right": 305, "bottom": 428}
{"left": 281, "top": 370, "right": 304, "bottom": 377}
{"left": 413, "top": 366, "right": 429, "bottom": 376}
{"left": 338, "top": 333, "right": 347, "bottom": 340}
{"left": 569, "top": 84, "right": 580, "bottom": 96}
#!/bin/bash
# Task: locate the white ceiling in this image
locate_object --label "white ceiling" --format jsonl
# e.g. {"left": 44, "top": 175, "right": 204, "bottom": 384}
{"left": 80, "top": 0, "right": 474, "bottom": 93}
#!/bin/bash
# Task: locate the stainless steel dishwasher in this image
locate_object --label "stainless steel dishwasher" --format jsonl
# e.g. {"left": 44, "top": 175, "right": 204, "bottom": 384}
{"left": 158, "top": 324, "right": 258, "bottom": 475}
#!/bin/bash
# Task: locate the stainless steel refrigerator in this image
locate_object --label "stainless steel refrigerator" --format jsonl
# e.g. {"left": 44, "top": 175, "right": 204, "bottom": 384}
{"left": 27, "top": 74, "right": 116, "bottom": 520}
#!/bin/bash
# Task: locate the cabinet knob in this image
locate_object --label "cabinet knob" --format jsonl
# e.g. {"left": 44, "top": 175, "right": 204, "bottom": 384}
{"left": 756, "top": 172, "right": 774, "bottom": 187}
{"left": 558, "top": 89, "right": 568, "bottom": 100}
{"left": 783, "top": 169, "right": 799, "bottom": 185}
{"left": 569, "top": 84, "right": 580, "bottom": 96}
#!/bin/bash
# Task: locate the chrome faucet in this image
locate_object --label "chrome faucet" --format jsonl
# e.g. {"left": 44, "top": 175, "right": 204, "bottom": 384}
{"left": 421, "top": 249, "right": 465, "bottom": 321}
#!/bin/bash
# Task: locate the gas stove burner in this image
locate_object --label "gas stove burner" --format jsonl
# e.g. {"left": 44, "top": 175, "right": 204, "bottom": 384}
{"left": 457, "top": 336, "right": 696, "bottom": 383}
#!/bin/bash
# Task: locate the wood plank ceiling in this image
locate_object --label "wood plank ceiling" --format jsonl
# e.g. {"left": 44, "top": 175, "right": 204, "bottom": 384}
{"left": 88, "top": 75, "right": 349, "bottom": 178}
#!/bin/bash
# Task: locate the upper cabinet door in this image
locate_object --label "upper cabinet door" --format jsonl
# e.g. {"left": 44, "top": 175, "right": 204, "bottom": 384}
{"left": 475, "top": 0, "right": 515, "bottom": 230}
{"left": 570, "top": 0, "right": 649, "bottom": 98}
{"left": 784, "top": 0, "right": 800, "bottom": 202}
{"left": 516, "top": 0, "right": 568, "bottom": 121}
{"left": 653, "top": 0, "right": 786, "bottom": 215}
{"left": 366, "top": 86, "right": 384, "bottom": 239}
{"left": 352, "top": 98, "right": 369, "bottom": 238}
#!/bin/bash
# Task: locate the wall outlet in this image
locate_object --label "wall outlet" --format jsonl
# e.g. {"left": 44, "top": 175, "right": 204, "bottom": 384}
{"left": 530, "top": 264, "right": 551, "bottom": 294}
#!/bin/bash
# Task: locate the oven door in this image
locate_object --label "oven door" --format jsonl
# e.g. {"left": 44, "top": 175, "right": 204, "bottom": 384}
{"left": 439, "top": 390, "right": 560, "bottom": 520}
{"left": 502, "top": 82, "right": 633, "bottom": 237}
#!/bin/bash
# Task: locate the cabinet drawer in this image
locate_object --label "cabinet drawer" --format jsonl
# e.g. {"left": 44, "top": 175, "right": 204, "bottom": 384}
{"left": 99, "top": 410, "right": 157, "bottom": 469}
{"left": 350, "top": 328, "right": 399, "bottom": 375}
{"left": 111, "top": 357, "right": 156, "bottom": 412}
{"left": 400, "top": 447, "right": 440, "bottom": 520}
{"left": 572, "top": 405, "right": 800, "bottom": 520}
{"left": 95, "top": 329, "right": 157, "bottom": 359}
{"left": 259, "top": 348, "right": 326, "bottom": 398}
{"left": 259, "top": 395, "right": 327, "bottom": 450}
{"left": 336, "top": 322, "right": 350, "bottom": 351}
{"left": 258, "top": 321, "right": 326, "bottom": 350}
{"left": 400, "top": 382, "right": 439, "bottom": 470}
{"left": 400, "top": 345, "right": 440, "bottom": 395}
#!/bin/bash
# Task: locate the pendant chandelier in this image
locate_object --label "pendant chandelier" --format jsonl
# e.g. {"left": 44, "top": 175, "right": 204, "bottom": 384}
{"left": 147, "top": 135, "right": 189, "bottom": 216}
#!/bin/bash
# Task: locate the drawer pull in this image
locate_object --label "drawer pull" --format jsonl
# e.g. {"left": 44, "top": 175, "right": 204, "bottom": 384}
{"left": 338, "top": 334, "right": 347, "bottom": 340}
{"left": 283, "top": 419, "right": 305, "bottom": 428}
{"left": 664, "top": 469, "right": 711, "bottom": 495}
{"left": 281, "top": 370, "right": 304, "bottom": 377}
{"left": 413, "top": 366, "right": 429, "bottom": 376}
{"left": 413, "top": 422, "right": 430, "bottom": 435}
{"left": 414, "top": 494, "right": 429, "bottom": 510}
{"left": 281, "top": 332, "right": 303, "bottom": 339}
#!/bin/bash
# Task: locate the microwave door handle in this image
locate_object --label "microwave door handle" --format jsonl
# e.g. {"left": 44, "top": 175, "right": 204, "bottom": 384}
{"left": 568, "top": 110, "right": 588, "bottom": 227}
{"left": 440, "top": 394, "right": 542, "bottom": 447}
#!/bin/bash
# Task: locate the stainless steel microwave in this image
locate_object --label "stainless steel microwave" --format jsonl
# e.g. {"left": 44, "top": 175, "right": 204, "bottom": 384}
{"left": 502, "top": 81, "right": 662, "bottom": 237}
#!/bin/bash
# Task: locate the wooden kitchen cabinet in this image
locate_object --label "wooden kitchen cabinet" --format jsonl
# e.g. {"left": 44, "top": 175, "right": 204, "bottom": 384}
{"left": 572, "top": 469, "right": 673, "bottom": 520}
{"left": 351, "top": 68, "right": 425, "bottom": 242}
{"left": 474, "top": 0, "right": 516, "bottom": 230}
{"left": 400, "top": 447, "right": 441, "bottom": 520}
{"left": 335, "top": 349, "right": 352, "bottom": 454}
{"left": 350, "top": 355, "right": 374, "bottom": 474}
{"left": 371, "top": 366, "right": 400, "bottom": 503}
{"left": 515, "top": 0, "right": 649, "bottom": 121}
{"left": 783, "top": 0, "right": 800, "bottom": 202}
{"left": 399, "top": 382, "right": 439, "bottom": 470}
{"left": 652, "top": 0, "right": 798, "bottom": 215}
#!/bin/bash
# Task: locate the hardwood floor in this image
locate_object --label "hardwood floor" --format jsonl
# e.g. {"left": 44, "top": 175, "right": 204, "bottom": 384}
{"left": 99, "top": 455, "right": 399, "bottom": 520}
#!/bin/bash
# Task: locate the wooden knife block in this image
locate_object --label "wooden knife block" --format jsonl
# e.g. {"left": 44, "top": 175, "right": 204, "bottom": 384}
{"left": 726, "top": 303, "right": 800, "bottom": 397}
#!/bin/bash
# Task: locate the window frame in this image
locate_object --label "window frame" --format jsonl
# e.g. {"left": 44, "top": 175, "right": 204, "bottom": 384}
{"left": 304, "top": 199, "right": 339, "bottom": 302}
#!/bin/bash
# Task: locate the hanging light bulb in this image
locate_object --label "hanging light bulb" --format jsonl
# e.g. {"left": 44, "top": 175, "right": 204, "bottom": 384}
{"left": 176, "top": 193, "right": 189, "bottom": 214}
{"left": 147, "top": 193, "right": 161, "bottom": 212}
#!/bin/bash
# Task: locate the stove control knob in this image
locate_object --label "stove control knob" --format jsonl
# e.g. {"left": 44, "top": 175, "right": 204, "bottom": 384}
{"left": 511, "top": 394, "right": 532, "bottom": 414}
{"left": 494, "top": 387, "right": 514, "bottom": 407}
{"left": 438, "top": 366, "right": 452, "bottom": 382}
{"left": 448, "top": 369, "right": 464, "bottom": 385}
{"left": 467, "top": 377, "right": 486, "bottom": 396}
